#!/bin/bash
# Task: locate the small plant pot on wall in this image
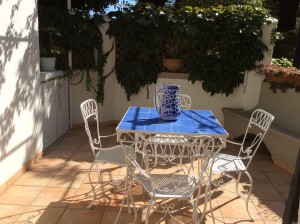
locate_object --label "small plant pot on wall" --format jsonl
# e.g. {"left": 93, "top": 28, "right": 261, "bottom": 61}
{"left": 40, "top": 57, "right": 56, "bottom": 71}
{"left": 264, "top": 74, "right": 285, "bottom": 84}
{"left": 162, "top": 58, "right": 183, "bottom": 72}
{"left": 295, "top": 75, "right": 300, "bottom": 87}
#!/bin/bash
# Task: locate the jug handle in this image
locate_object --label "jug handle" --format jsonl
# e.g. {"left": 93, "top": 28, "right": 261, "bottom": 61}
{"left": 154, "top": 84, "right": 163, "bottom": 112}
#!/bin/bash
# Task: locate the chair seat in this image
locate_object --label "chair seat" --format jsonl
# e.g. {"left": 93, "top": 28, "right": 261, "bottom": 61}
{"left": 95, "top": 145, "right": 126, "bottom": 166}
{"left": 212, "top": 153, "right": 246, "bottom": 173}
{"left": 136, "top": 174, "right": 196, "bottom": 199}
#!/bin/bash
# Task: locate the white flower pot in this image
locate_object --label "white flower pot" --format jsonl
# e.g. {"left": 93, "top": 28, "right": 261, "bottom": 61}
{"left": 40, "top": 57, "right": 56, "bottom": 71}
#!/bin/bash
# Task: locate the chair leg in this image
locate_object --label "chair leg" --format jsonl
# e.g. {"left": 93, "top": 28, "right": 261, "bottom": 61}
{"left": 235, "top": 172, "right": 242, "bottom": 197}
{"left": 244, "top": 171, "right": 255, "bottom": 221}
{"left": 114, "top": 174, "right": 134, "bottom": 224}
{"left": 128, "top": 180, "right": 138, "bottom": 224}
{"left": 87, "top": 162, "right": 99, "bottom": 209}
{"left": 145, "top": 199, "right": 155, "bottom": 224}
{"left": 199, "top": 183, "right": 212, "bottom": 223}
{"left": 190, "top": 198, "right": 199, "bottom": 224}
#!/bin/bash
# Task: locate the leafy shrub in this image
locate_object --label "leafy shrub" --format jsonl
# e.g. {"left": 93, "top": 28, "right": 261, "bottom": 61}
{"left": 107, "top": 2, "right": 272, "bottom": 99}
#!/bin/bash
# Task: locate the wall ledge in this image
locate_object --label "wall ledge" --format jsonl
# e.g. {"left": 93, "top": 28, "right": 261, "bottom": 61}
{"left": 158, "top": 72, "right": 189, "bottom": 80}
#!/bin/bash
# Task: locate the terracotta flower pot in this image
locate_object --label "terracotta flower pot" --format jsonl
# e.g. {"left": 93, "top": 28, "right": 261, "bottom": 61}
{"left": 295, "top": 75, "right": 300, "bottom": 87}
{"left": 285, "top": 75, "right": 296, "bottom": 86}
{"left": 162, "top": 58, "right": 183, "bottom": 72}
{"left": 265, "top": 74, "right": 285, "bottom": 84}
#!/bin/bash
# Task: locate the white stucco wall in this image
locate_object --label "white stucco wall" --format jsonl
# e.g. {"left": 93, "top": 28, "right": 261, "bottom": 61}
{"left": 70, "top": 21, "right": 275, "bottom": 126}
{"left": 0, "top": 0, "right": 42, "bottom": 186}
{"left": 0, "top": 2, "right": 276, "bottom": 189}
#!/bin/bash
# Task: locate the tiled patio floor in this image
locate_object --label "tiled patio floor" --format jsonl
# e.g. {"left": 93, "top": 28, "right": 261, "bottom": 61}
{"left": 0, "top": 125, "right": 293, "bottom": 224}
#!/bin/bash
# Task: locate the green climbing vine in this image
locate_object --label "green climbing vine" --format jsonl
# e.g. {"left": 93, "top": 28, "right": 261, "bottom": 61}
{"left": 107, "top": 2, "right": 273, "bottom": 99}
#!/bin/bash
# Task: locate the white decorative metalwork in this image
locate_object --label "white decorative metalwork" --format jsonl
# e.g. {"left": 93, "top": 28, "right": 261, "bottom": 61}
{"left": 210, "top": 109, "right": 274, "bottom": 221}
{"left": 80, "top": 99, "right": 128, "bottom": 209}
{"left": 122, "top": 135, "right": 223, "bottom": 224}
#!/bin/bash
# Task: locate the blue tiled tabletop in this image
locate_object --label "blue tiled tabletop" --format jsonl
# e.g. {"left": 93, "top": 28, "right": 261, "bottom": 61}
{"left": 116, "top": 107, "right": 228, "bottom": 137}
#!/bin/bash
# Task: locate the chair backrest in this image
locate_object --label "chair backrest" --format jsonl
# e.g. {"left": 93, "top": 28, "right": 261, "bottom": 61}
{"left": 154, "top": 93, "right": 192, "bottom": 109}
{"left": 238, "top": 109, "right": 274, "bottom": 168}
{"left": 80, "top": 99, "right": 101, "bottom": 157}
{"left": 124, "top": 135, "right": 223, "bottom": 198}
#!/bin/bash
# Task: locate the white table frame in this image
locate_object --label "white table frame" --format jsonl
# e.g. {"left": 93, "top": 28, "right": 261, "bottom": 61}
{"left": 114, "top": 106, "right": 228, "bottom": 224}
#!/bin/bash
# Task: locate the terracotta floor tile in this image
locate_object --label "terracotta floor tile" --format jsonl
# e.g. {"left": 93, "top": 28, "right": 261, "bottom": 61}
{"left": 253, "top": 160, "right": 283, "bottom": 172}
{"left": 78, "top": 163, "right": 122, "bottom": 179}
{"left": 250, "top": 183, "right": 284, "bottom": 201}
{"left": 67, "top": 189, "right": 108, "bottom": 210}
{"left": 199, "top": 216, "right": 225, "bottom": 224}
{"left": 31, "top": 187, "right": 78, "bottom": 207}
{"left": 79, "top": 172, "right": 123, "bottom": 193}
{"left": 216, "top": 197, "right": 261, "bottom": 220}
{"left": 46, "top": 170, "right": 86, "bottom": 189}
{"left": 1, "top": 126, "right": 294, "bottom": 224}
{"left": 0, "top": 186, "right": 43, "bottom": 205}
{"left": 247, "top": 163, "right": 262, "bottom": 172}
{"left": 63, "top": 127, "right": 86, "bottom": 137}
{"left": 0, "top": 204, "right": 27, "bottom": 223}
{"left": 58, "top": 135, "right": 86, "bottom": 145}
{"left": 210, "top": 182, "right": 248, "bottom": 199}
{"left": 118, "top": 166, "right": 128, "bottom": 176}
{"left": 252, "top": 200, "right": 286, "bottom": 222}
{"left": 16, "top": 206, "right": 65, "bottom": 224}
{"left": 29, "top": 157, "right": 66, "bottom": 171}
{"left": 61, "top": 152, "right": 94, "bottom": 171}
{"left": 103, "top": 210, "right": 143, "bottom": 224}
{"left": 57, "top": 208, "right": 104, "bottom": 224}
{"left": 264, "top": 171, "right": 293, "bottom": 185}
{"left": 44, "top": 149, "right": 75, "bottom": 160}
{"left": 47, "top": 140, "right": 81, "bottom": 153}
{"left": 273, "top": 184, "right": 290, "bottom": 200}
{"left": 264, "top": 221, "right": 283, "bottom": 224}
{"left": 14, "top": 170, "right": 56, "bottom": 187}
{"left": 69, "top": 151, "right": 94, "bottom": 162}
{"left": 223, "top": 218, "right": 264, "bottom": 223}
{"left": 242, "top": 170, "right": 270, "bottom": 184}
{"left": 106, "top": 191, "right": 133, "bottom": 212}
{"left": 76, "top": 142, "right": 91, "bottom": 152}
{"left": 182, "top": 197, "right": 223, "bottom": 219}
{"left": 111, "top": 208, "right": 185, "bottom": 224}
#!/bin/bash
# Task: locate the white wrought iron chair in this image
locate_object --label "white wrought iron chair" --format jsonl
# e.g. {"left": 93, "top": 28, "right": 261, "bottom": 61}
{"left": 124, "top": 135, "right": 223, "bottom": 224}
{"left": 80, "top": 99, "right": 127, "bottom": 209}
{"left": 210, "top": 109, "right": 274, "bottom": 220}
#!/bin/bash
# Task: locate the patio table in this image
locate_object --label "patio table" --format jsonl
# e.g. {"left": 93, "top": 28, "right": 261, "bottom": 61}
{"left": 114, "top": 106, "right": 229, "bottom": 223}
{"left": 116, "top": 106, "right": 228, "bottom": 146}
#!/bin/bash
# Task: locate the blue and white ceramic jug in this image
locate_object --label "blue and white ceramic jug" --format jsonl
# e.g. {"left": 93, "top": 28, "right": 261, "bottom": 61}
{"left": 155, "top": 84, "right": 181, "bottom": 121}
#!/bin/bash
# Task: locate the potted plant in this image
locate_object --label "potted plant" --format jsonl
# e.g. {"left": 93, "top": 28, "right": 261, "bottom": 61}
{"left": 162, "top": 37, "right": 185, "bottom": 72}
{"left": 39, "top": 26, "right": 63, "bottom": 71}
{"left": 256, "top": 58, "right": 300, "bottom": 89}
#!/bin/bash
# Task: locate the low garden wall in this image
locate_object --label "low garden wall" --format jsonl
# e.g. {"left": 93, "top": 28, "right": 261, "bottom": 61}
{"left": 223, "top": 82, "right": 300, "bottom": 173}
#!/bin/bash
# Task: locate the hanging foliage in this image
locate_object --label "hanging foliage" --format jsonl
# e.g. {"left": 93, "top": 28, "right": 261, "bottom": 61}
{"left": 107, "top": 2, "right": 272, "bottom": 99}
{"left": 38, "top": 3, "right": 114, "bottom": 104}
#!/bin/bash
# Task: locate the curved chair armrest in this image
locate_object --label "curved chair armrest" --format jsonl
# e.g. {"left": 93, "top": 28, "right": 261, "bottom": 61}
{"left": 93, "top": 144, "right": 121, "bottom": 152}
{"left": 226, "top": 139, "right": 242, "bottom": 146}
{"left": 100, "top": 133, "right": 117, "bottom": 138}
